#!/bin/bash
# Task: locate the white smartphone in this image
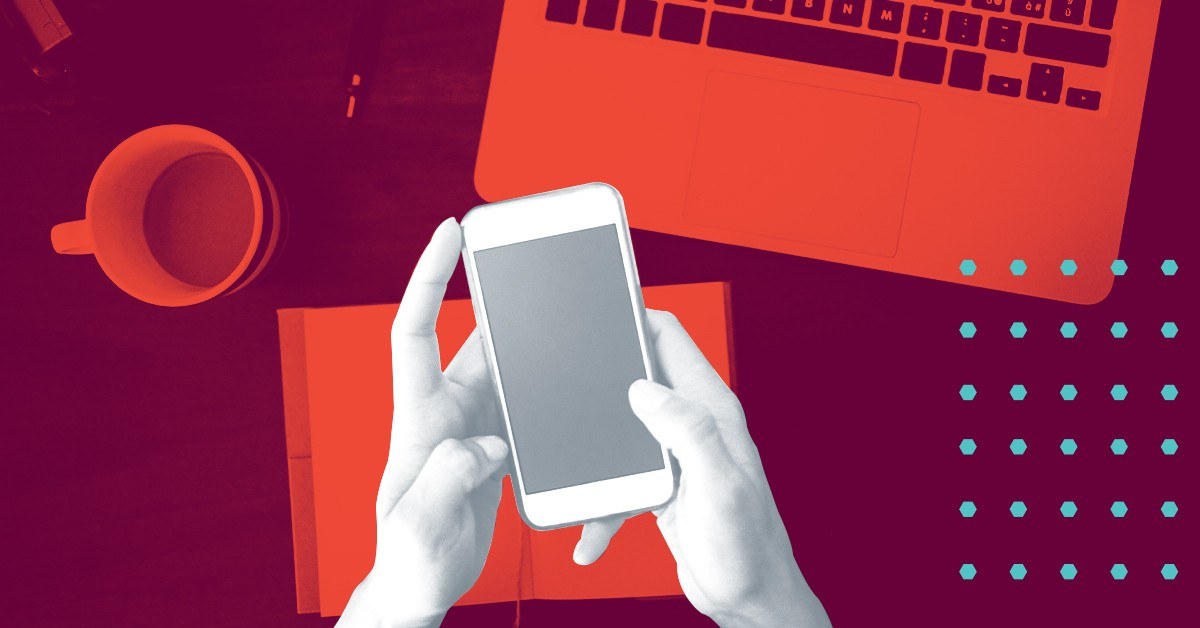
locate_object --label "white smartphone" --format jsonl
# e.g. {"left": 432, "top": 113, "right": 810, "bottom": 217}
{"left": 460, "top": 183, "right": 675, "bottom": 530}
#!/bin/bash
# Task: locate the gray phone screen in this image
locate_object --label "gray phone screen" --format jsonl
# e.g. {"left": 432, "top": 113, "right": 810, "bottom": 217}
{"left": 473, "top": 224, "right": 665, "bottom": 494}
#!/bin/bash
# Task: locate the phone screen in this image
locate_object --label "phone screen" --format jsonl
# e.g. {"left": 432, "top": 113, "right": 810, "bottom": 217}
{"left": 473, "top": 224, "right": 665, "bottom": 494}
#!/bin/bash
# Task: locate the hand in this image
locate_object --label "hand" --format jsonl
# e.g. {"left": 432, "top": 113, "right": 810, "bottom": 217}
{"left": 337, "top": 218, "right": 632, "bottom": 627}
{"left": 575, "top": 310, "right": 832, "bottom": 628}
{"left": 338, "top": 218, "right": 508, "bottom": 628}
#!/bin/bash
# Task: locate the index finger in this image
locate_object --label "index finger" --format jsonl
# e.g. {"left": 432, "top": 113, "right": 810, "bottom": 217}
{"left": 645, "top": 309, "right": 728, "bottom": 393}
{"left": 391, "top": 218, "right": 462, "bottom": 398}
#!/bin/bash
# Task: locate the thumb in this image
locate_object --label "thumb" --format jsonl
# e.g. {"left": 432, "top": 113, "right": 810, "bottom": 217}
{"left": 628, "top": 379, "right": 731, "bottom": 476}
{"left": 404, "top": 435, "right": 509, "bottom": 518}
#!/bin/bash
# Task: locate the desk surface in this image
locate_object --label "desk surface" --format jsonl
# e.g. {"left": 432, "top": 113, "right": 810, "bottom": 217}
{"left": 2, "top": 1, "right": 1195, "bottom": 626}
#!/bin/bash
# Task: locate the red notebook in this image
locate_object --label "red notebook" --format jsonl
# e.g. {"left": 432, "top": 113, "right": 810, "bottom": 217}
{"left": 279, "top": 282, "right": 735, "bottom": 616}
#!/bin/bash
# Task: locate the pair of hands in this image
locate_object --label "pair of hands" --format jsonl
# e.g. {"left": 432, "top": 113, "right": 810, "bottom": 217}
{"left": 338, "top": 219, "right": 830, "bottom": 628}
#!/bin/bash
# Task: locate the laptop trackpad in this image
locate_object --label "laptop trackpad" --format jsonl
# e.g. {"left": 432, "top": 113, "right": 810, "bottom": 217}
{"left": 684, "top": 72, "right": 920, "bottom": 257}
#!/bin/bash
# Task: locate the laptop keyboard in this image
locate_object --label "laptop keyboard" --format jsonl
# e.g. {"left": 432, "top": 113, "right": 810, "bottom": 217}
{"left": 545, "top": 0, "right": 1117, "bottom": 111}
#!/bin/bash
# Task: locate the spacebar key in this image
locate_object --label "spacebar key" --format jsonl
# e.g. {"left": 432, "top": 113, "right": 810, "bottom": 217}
{"left": 707, "top": 11, "right": 899, "bottom": 76}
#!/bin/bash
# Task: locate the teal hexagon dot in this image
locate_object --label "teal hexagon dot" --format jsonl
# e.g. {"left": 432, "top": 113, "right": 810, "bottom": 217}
{"left": 959, "top": 322, "right": 977, "bottom": 339}
{"left": 1111, "top": 322, "right": 1128, "bottom": 339}
{"left": 1162, "top": 501, "right": 1179, "bottom": 518}
{"left": 1010, "top": 564, "right": 1028, "bottom": 580}
{"left": 1162, "top": 322, "right": 1179, "bottom": 339}
{"left": 960, "top": 563, "right": 977, "bottom": 580}
{"left": 1111, "top": 259, "right": 1128, "bottom": 276}
{"left": 1111, "top": 501, "right": 1129, "bottom": 518}
{"left": 1010, "top": 501, "right": 1028, "bottom": 518}
{"left": 1061, "top": 322, "right": 1078, "bottom": 339}
{"left": 1162, "top": 385, "right": 1179, "bottom": 401}
{"left": 960, "top": 501, "right": 977, "bottom": 518}
{"left": 959, "top": 438, "right": 978, "bottom": 456}
{"left": 1162, "top": 564, "right": 1179, "bottom": 581}
{"left": 1162, "top": 438, "right": 1179, "bottom": 455}
{"left": 960, "top": 385, "right": 977, "bottom": 401}
{"left": 1010, "top": 259, "right": 1028, "bottom": 276}
{"left": 1161, "top": 260, "right": 1179, "bottom": 276}
{"left": 1010, "top": 439, "right": 1028, "bottom": 455}
{"left": 1111, "top": 438, "right": 1129, "bottom": 455}
{"left": 1010, "top": 385, "right": 1027, "bottom": 401}
{"left": 1061, "top": 564, "right": 1078, "bottom": 580}
{"left": 960, "top": 260, "right": 977, "bottom": 276}
{"left": 1111, "top": 385, "right": 1128, "bottom": 401}
{"left": 1009, "top": 322, "right": 1027, "bottom": 339}
{"left": 1060, "top": 501, "right": 1078, "bottom": 518}
{"left": 1060, "top": 385, "right": 1078, "bottom": 401}
{"left": 1111, "top": 564, "right": 1129, "bottom": 580}
{"left": 1060, "top": 259, "right": 1078, "bottom": 276}
{"left": 1060, "top": 438, "right": 1078, "bottom": 455}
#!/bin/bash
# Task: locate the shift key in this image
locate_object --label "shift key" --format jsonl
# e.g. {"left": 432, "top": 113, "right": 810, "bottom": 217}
{"left": 707, "top": 10, "right": 899, "bottom": 76}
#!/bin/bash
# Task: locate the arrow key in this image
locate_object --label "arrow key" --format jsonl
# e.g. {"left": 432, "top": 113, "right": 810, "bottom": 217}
{"left": 1027, "top": 62, "right": 1064, "bottom": 103}
{"left": 987, "top": 74, "right": 1022, "bottom": 97}
{"left": 1066, "top": 87, "right": 1101, "bottom": 110}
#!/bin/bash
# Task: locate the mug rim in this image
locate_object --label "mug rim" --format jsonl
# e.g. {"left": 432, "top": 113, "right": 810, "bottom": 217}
{"left": 85, "top": 124, "right": 266, "bottom": 307}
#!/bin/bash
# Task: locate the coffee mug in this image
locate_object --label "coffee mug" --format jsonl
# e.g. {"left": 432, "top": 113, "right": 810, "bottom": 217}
{"left": 51, "top": 125, "right": 282, "bottom": 306}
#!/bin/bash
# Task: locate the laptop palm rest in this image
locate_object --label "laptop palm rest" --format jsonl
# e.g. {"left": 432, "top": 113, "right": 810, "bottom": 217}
{"left": 684, "top": 71, "right": 920, "bottom": 258}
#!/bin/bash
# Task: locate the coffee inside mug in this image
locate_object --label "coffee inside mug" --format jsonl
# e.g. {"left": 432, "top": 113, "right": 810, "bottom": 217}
{"left": 143, "top": 153, "right": 254, "bottom": 286}
{"left": 86, "top": 128, "right": 266, "bottom": 305}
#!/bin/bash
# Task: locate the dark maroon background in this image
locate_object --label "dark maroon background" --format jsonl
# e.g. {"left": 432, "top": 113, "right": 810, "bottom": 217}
{"left": 1, "top": 1, "right": 1194, "bottom": 626}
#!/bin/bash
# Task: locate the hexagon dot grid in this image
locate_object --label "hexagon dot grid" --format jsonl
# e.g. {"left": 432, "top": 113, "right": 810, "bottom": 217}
{"left": 950, "top": 258, "right": 1182, "bottom": 588}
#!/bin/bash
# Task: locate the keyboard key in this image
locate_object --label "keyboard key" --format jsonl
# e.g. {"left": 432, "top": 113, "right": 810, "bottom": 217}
{"left": 935, "top": 0, "right": 967, "bottom": 5}
{"left": 907, "top": 6, "right": 944, "bottom": 40}
{"left": 752, "top": 0, "right": 786, "bottom": 14}
{"left": 707, "top": 10, "right": 899, "bottom": 75}
{"left": 584, "top": 0, "right": 619, "bottom": 29}
{"left": 900, "top": 42, "right": 948, "bottom": 83}
{"left": 661, "top": 4, "right": 705, "bottom": 43}
{"left": 716, "top": 0, "right": 748, "bottom": 6}
{"left": 972, "top": 0, "right": 1006, "bottom": 11}
{"left": 546, "top": 0, "right": 581, "bottom": 23}
{"left": 988, "top": 74, "right": 1022, "bottom": 96}
{"left": 830, "top": 0, "right": 866, "bottom": 27}
{"left": 869, "top": 0, "right": 905, "bottom": 34}
{"left": 985, "top": 17, "right": 1020, "bottom": 52}
{"left": 1050, "top": 0, "right": 1085, "bottom": 25}
{"left": 1011, "top": 1, "right": 1046, "bottom": 18}
{"left": 949, "top": 50, "right": 986, "bottom": 90}
{"left": 947, "top": 11, "right": 982, "bottom": 45}
{"left": 1027, "top": 62, "right": 1064, "bottom": 103}
{"left": 1090, "top": 0, "right": 1117, "bottom": 29}
{"left": 622, "top": 0, "right": 658, "bottom": 36}
{"left": 1024, "top": 23, "right": 1110, "bottom": 67}
{"left": 791, "top": 0, "right": 826, "bottom": 20}
{"left": 1066, "top": 87, "right": 1101, "bottom": 109}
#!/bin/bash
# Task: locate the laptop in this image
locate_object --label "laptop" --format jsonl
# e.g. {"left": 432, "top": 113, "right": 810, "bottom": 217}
{"left": 475, "top": 0, "right": 1161, "bottom": 304}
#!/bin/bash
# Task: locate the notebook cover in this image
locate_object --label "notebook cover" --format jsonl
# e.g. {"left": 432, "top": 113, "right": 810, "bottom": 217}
{"left": 279, "top": 282, "right": 734, "bottom": 615}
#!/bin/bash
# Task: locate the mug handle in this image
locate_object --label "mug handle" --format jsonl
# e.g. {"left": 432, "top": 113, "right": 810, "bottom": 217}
{"left": 51, "top": 219, "right": 94, "bottom": 255}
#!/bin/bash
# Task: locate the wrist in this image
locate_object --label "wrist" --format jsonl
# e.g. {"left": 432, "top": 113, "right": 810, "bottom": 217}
{"left": 708, "top": 566, "right": 830, "bottom": 628}
{"left": 337, "top": 571, "right": 448, "bottom": 628}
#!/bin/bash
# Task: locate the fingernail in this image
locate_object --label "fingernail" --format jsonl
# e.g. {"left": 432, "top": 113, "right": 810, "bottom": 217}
{"left": 477, "top": 436, "right": 508, "bottom": 462}
{"left": 572, "top": 542, "right": 591, "bottom": 566}
{"left": 629, "top": 379, "right": 671, "bottom": 413}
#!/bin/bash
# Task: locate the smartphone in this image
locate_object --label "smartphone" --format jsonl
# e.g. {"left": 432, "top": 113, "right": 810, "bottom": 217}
{"left": 460, "top": 183, "right": 675, "bottom": 530}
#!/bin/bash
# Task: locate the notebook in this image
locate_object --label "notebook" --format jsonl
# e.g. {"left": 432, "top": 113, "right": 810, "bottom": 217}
{"left": 279, "top": 281, "right": 735, "bottom": 616}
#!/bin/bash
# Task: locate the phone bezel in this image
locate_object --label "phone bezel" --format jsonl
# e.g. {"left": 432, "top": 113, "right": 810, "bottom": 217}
{"left": 460, "top": 183, "right": 675, "bottom": 529}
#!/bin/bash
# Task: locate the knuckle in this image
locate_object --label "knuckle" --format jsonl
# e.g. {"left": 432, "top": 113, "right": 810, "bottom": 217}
{"left": 655, "top": 310, "right": 681, "bottom": 328}
{"left": 677, "top": 406, "right": 720, "bottom": 444}
{"left": 430, "top": 440, "right": 480, "bottom": 485}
